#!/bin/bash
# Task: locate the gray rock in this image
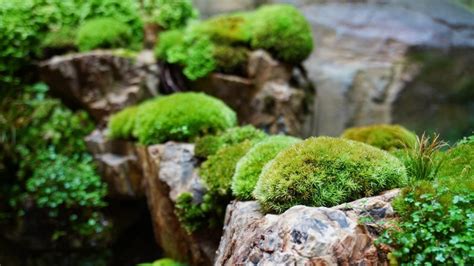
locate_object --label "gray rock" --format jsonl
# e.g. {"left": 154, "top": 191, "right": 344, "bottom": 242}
{"left": 143, "top": 143, "right": 219, "bottom": 265}
{"left": 40, "top": 50, "right": 160, "bottom": 123}
{"left": 215, "top": 190, "right": 400, "bottom": 265}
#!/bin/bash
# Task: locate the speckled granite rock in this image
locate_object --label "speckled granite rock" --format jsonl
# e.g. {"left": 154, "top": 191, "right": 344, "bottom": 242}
{"left": 215, "top": 189, "right": 400, "bottom": 265}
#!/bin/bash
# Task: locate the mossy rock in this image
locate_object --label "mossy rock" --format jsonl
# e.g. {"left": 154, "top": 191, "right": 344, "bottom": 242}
{"left": 341, "top": 124, "right": 417, "bottom": 151}
{"left": 107, "top": 106, "right": 138, "bottom": 140}
{"left": 213, "top": 45, "right": 249, "bottom": 75}
{"left": 194, "top": 13, "right": 252, "bottom": 45}
{"left": 199, "top": 140, "right": 255, "bottom": 196}
{"left": 250, "top": 4, "right": 313, "bottom": 64}
{"left": 194, "top": 125, "right": 267, "bottom": 158}
{"left": 107, "top": 92, "right": 237, "bottom": 144}
{"left": 254, "top": 137, "right": 407, "bottom": 213}
{"left": 76, "top": 17, "right": 134, "bottom": 51}
{"left": 232, "top": 135, "right": 301, "bottom": 200}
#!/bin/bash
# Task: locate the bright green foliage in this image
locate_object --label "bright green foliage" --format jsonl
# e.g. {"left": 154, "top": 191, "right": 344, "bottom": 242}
{"left": 0, "top": 83, "right": 108, "bottom": 241}
{"left": 107, "top": 106, "right": 138, "bottom": 140}
{"left": 232, "top": 135, "right": 301, "bottom": 200}
{"left": 133, "top": 92, "right": 237, "bottom": 144}
{"left": 76, "top": 18, "right": 133, "bottom": 51}
{"left": 250, "top": 4, "right": 313, "bottom": 64}
{"left": 155, "top": 27, "right": 216, "bottom": 80}
{"left": 26, "top": 151, "right": 106, "bottom": 211}
{"left": 155, "top": 29, "right": 185, "bottom": 62}
{"left": 142, "top": 0, "right": 197, "bottom": 29}
{"left": 380, "top": 175, "right": 474, "bottom": 265}
{"left": 200, "top": 141, "right": 254, "bottom": 196}
{"left": 342, "top": 124, "right": 417, "bottom": 151}
{"left": 438, "top": 141, "right": 473, "bottom": 179}
{"left": 254, "top": 137, "right": 407, "bottom": 213}
{"left": 174, "top": 191, "right": 228, "bottom": 234}
{"left": 41, "top": 26, "right": 76, "bottom": 51}
{"left": 214, "top": 45, "right": 249, "bottom": 74}
{"left": 138, "top": 258, "right": 187, "bottom": 266}
{"left": 0, "top": 0, "right": 143, "bottom": 89}
{"left": 194, "top": 125, "right": 267, "bottom": 158}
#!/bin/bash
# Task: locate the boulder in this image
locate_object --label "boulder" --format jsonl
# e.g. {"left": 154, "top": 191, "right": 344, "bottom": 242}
{"left": 192, "top": 50, "right": 312, "bottom": 137}
{"left": 40, "top": 50, "right": 160, "bottom": 123}
{"left": 266, "top": 0, "right": 474, "bottom": 140}
{"left": 215, "top": 189, "right": 400, "bottom": 265}
{"left": 142, "top": 142, "right": 220, "bottom": 265}
{"left": 85, "top": 129, "right": 145, "bottom": 198}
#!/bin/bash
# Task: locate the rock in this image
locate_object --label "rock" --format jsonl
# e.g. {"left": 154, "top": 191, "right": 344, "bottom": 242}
{"left": 85, "top": 129, "right": 145, "bottom": 198}
{"left": 40, "top": 50, "right": 160, "bottom": 123}
{"left": 215, "top": 189, "right": 400, "bottom": 265}
{"left": 266, "top": 0, "right": 474, "bottom": 140}
{"left": 192, "top": 50, "right": 312, "bottom": 137}
{"left": 248, "top": 81, "right": 307, "bottom": 136}
{"left": 142, "top": 142, "right": 220, "bottom": 265}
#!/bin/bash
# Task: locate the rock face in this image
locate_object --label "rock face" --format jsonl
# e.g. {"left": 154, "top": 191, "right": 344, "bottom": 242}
{"left": 215, "top": 189, "right": 399, "bottom": 265}
{"left": 142, "top": 143, "right": 220, "bottom": 265}
{"left": 85, "top": 129, "right": 145, "bottom": 198}
{"left": 40, "top": 50, "right": 159, "bottom": 123}
{"left": 193, "top": 50, "right": 313, "bottom": 137}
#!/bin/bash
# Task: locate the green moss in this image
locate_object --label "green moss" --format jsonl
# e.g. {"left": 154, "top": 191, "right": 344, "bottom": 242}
{"left": 194, "top": 125, "right": 267, "bottom": 158}
{"left": 155, "top": 29, "right": 185, "bottom": 62}
{"left": 195, "top": 13, "right": 252, "bottom": 45}
{"left": 214, "top": 45, "right": 249, "bottom": 74}
{"left": 254, "top": 137, "right": 407, "bottom": 213}
{"left": 199, "top": 140, "right": 254, "bottom": 196}
{"left": 232, "top": 135, "right": 301, "bottom": 200}
{"left": 107, "top": 106, "right": 138, "bottom": 140}
{"left": 250, "top": 4, "right": 313, "bottom": 64}
{"left": 76, "top": 17, "right": 134, "bottom": 51}
{"left": 342, "top": 124, "right": 417, "bottom": 151}
{"left": 41, "top": 26, "right": 76, "bottom": 50}
{"left": 132, "top": 92, "right": 237, "bottom": 145}
{"left": 438, "top": 141, "right": 473, "bottom": 179}
{"left": 138, "top": 258, "right": 187, "bottom": 266}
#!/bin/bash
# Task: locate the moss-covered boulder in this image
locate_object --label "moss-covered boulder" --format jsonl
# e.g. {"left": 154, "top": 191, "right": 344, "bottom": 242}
{"left": 250, "top": 4, "right": 313, "bottom": 64}
{"left": 232, "top": 135, "right": 301, "bottom": 200}
{"left": 341, "top": 124, "right": 417, "bottom": 151}
{"left": 194, "top": 125, "right": 267, "bottom": 158}
{"left": 107, "top": 92, "right": 237, "bottom": 144}
{"left": 254, "top": 137, "right": 407, "bottom": 213}
{"left": 199, "top": 140, "right": 255, "bottom": 196}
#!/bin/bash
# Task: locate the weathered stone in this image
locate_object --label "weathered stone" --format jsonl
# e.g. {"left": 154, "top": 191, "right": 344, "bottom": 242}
{"left": 192, "top": 50, "right": 311, "bottom": 137}
{"left": 215, "top": 190, "right": 400, "bottom": 265}
{"left": 247, "top": 49, "right": 293, "bottom": 89}
{"left": 142, "top": 142, "right": 220, "bottom": 266}
{"left": 249, "top": 81, "right": 306, "bottom": 136}
{"left": 40, "top": 50, "right": 160, "bottom": 123}
{"left": 85, "top": 129, "right": 144, "bottom": 198}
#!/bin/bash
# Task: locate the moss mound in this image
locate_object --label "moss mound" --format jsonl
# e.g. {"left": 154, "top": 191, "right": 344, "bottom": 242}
{"left": 194, "top": 125, "right": 267, "bottom": 158}
{"left": 107, "top": 106, "right": 138, "bottom": 140}
{"left": 76, "top": 17, "right": 134, "bottom": 51}
{"left": 254, "top": 137, "right": 407, "bottom": 213}
{"left": 341, "top": 124, "right": 417, "bottom": 151}
{"left": 250, "top": 4, "right": 313, "bottom": 64}
{"left": 232, "top": 135, "right": 301, "bottom": 200}
{"left": 107, "top": 92, "right": 236, "bottom": 144}
{"left": 154, "top": 4, "right": 314, "bottom": 79}
{"left": 438, "top": 141, "right": 473, "bottom": 179}
{"left": 199, "top": 140, "right": 254, "bottom": 196}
